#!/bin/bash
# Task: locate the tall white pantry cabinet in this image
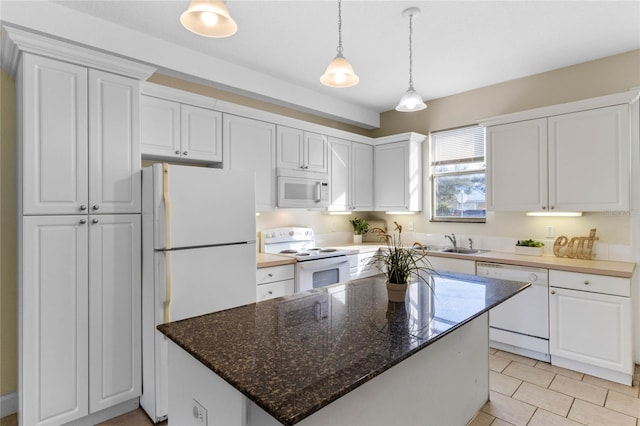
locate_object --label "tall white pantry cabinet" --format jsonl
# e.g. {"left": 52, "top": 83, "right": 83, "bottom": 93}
{"left": 7, "top": 27, "right": 155, "bottom": 426}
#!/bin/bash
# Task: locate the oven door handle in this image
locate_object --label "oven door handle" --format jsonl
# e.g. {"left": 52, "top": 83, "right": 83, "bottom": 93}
{"left": 298, "top": 257, "right": 349, "bottom": 271}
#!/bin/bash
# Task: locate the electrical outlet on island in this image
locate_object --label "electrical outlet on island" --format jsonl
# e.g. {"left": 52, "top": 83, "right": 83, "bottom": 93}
{"left": 192, "top": 399, "right": 207, "bottom": 425}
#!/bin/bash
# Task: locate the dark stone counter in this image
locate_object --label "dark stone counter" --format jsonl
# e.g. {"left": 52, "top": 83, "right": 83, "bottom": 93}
{"left": 158, "top": 272, "right": 529, "bottom": 425}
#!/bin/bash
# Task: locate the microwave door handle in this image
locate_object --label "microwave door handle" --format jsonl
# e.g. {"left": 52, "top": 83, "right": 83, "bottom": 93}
{"left": 315, "top": 182, "right": 321, "bottom": 202}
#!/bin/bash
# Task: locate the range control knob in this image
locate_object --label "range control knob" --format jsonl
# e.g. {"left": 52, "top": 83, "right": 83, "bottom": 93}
{"left": 528, "top": 273, "right": 538, "bottom": 282}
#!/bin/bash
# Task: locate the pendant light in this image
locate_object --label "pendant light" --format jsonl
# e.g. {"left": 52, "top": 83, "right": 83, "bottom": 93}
{"left": 396, "top": 7, "right": 426, "bottom": 112}
{"left": 320, "top": 0, "right": 359, "bottom": 88}
{"left": 180, "top": 0, "right": 238, "bottom": 38}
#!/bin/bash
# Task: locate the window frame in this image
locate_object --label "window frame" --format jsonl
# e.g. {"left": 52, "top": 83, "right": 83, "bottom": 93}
{"left": 429, "top": 125, "right": 486, "bottom": 223}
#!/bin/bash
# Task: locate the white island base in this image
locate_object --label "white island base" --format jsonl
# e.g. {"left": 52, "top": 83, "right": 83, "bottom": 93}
{"left": 167, "top": 313, "right": 490, "bottom": 426}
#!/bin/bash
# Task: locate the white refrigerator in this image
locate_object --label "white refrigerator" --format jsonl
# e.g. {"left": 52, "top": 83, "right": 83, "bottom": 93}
{"left": 140, "top": 163, "right": 257, "bottom": 422}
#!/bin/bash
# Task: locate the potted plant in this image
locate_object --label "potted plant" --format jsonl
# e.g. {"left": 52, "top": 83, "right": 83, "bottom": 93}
{"left": 349, "top": 217, "right": 369, "bottom": 244}
{"left": 367, "top": 221, "right": 436, "bottom": 302}
{"left": 515, "top": 239, "right": 544, "bottom": 256}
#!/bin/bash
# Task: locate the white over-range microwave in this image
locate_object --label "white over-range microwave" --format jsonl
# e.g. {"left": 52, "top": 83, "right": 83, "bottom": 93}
{"left": 277, "top": 169, "right": 329, "bottom": 208}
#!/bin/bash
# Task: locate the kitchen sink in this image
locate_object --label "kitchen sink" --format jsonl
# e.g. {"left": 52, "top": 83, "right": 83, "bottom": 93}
{"left": 440, "top": 248, "right": 489, "bottom": 255}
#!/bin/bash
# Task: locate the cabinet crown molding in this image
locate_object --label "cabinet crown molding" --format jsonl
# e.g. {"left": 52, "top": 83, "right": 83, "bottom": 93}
{"left": 1, "top": 25, "right": 156, "bottom": 79}
{"left": 478, "top": 89, "right": 640, "bottom": 127}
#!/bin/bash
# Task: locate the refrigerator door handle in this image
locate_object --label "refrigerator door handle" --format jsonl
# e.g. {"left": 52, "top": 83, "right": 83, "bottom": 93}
{"left": 164, "top": 251, "right": 172, "bottom": 323}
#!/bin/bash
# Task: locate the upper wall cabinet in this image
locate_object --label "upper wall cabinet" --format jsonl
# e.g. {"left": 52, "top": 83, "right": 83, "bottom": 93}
{"left": 223, "top": 114, "right": 277, "bottom": 211}
{"left": 328, "top": 137, "right": 373, "bottom": 211}
{"left": 373, "top": 133, "right": 424, "bottom": 212}
{"left": 486, "top": 103, "right": 630, "bottom": 212}
{"left": 20, "top": 54, "right": 142, "bottom": 215}
{"left": 276, "top": 126, "right": 328, "bottom": 173}
{"left": 141, "top": 95, "right": 222, "bottom": 163}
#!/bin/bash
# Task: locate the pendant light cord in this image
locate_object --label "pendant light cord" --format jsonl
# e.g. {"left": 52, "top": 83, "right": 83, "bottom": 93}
{"left": 337, "top": 0, "right": 343, "bottom": 55}
{"left": 408, "top": 12, "right": 414, "bottom": 88}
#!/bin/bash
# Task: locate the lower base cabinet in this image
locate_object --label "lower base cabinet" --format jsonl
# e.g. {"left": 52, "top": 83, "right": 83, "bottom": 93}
{"left": 20, "top": 215, "right": 141, "bottom": 425}
{"left": 549, "top": 270, "right": 632, "bottom": 385}
{"left": 256, "top": 264, "right": 295, "bottom": 301}
{"left": 349, "top": 252, "right": 378, "bottom": 279}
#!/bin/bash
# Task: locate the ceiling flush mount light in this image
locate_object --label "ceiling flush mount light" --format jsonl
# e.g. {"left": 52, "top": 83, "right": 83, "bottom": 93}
{"left": 180, "top": 0, "right": 237, "bottom": 38}
{"left": 396, "top": 7, "right": 426, "bottom": 112}
{"left": 320, "top": 0, "right": 359, "bottom": 88}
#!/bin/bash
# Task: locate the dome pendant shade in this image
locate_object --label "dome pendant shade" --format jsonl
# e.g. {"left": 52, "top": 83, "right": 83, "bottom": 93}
{"left": 320, "top": 53, "right": 360, "bottom": 88}
{"left": 396, "top": 85, "right": 427, "bottom": 112}
{"left": 180, "top": 0, "right": 238, "bottom": 38}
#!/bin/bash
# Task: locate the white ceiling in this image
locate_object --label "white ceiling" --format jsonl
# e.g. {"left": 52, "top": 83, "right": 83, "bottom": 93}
{"left": 4, "top": 1, "right": 640, "bottom": 128}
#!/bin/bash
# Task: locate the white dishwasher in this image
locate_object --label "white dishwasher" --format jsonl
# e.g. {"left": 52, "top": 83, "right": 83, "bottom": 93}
{"left": 477, "top": 262, "right": 550, "bottom": 362}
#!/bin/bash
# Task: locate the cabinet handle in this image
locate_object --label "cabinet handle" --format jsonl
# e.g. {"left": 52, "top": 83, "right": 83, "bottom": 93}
{"left": 268, "top": 291, "right": 273, "bottom": 295}
{"left": 584, "top": 280, "right": 590, "bottom": 285}
{"left": 550, "top": 290, "right": 556, "bottom": 295}
{"left": 542, "top": 206, "right": 547, "bottom": 210}
{"left": 92, "top": 218, "right": 99, "bottom": 224}
{"left": 80, "top": 205, "right": 87, "bottom": 211}
{"left": 92, "top": 204, "right": 99, "bottom": 211}
{"left": 268, "top": 273, "right": 273, "bottom": 277}
{"left": 550, "top": 205, "right": 555, "bottom": 210}
{"left": 79, "top": 219, "right": 87, "bottom": 224}
{"left": 183, "top": 151, "right": 188, "bottom": 156}
{"left": 175, "top": 150, "right": 180, "bottom": 155}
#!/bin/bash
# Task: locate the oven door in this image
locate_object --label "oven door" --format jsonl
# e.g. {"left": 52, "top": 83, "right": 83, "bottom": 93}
{"left": 296, "top": 256, "right": 350, "bottom": 293}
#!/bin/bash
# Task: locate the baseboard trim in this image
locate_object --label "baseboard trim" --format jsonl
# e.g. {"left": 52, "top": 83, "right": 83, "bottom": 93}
{"left": 0, "top": 392, "right": 18, "bottom": 417}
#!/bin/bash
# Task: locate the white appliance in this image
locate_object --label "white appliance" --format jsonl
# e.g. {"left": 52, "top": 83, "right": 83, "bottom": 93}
{"left": 141, "top": 163, "right": 256, "bottom": 423}
{"left": 277, "top": 169, "right": 329, "bottom": 208}
{"left": 262, "top": 227, "right": 350, "bottom": 292}
{"left": 477, "top": 262, "right": 550, "bottom": 361}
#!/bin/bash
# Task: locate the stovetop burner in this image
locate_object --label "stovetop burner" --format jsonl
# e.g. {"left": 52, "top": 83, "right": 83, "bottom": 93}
{"left": 280, "top": 249, "right": 298, "bottom": 254}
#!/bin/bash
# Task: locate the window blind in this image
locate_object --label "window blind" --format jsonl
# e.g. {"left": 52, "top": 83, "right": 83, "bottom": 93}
{"left": 431, "top": 126, "right": 485, "bottom": 165}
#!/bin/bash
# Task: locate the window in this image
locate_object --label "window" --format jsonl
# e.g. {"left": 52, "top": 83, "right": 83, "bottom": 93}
{"left": 430, "top": 126, "right": 486, "bottom": 222}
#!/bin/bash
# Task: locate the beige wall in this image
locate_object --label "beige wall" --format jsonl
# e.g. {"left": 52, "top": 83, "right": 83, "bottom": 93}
{"left": 1, "top": 68, "right": 17, "bottom": 396}
{"left": 1, "top": 49, "right": 638, "bottom": 399}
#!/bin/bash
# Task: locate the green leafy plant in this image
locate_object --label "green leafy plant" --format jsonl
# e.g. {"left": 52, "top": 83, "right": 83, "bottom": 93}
{"left": 349, "top": 217, "right": 369, "bottom": 235}
{"left": 516, "top": 239, "right": 544, "bottom": 247}
{"left": 367, "top": 221, "right": 436, "bottom": 285}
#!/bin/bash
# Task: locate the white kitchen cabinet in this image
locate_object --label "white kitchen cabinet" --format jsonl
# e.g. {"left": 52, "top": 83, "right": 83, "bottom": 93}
{"left": 277, "top": 125, "right": 328, "bottom": 173}
{"left": 20, "top": 54, "right": 141, "bottom": 215}
{"left": 426, "top": 256, "right": 476, "bottom": 275}
{"left": 549, "top": 270, "right": 633, "bottom": 385}
{"left": 328, "top": 137, "right": 373, "bottom": 211}
{"left": 89, "top": 215, "right": 142, "bottom": 413}
{"left": 21, "top": 216, "right": 90, "bottom": 426}
{"left": 223, "top": 114, "right": 277, "bottom": 211}
{"left": 349, "top": 252, "right": 378, "bottom": 279}
{"left": 486, "top": 104, "right": 630, "bottom": 212}
{"left": 141, "top": 95, "right": 222, "bottom": 163}
{"left": 20, "top": 214, "right": 141, "bottom": 425}
{"left": 374, "top": 133, "right": 424, "bottom": 212}
{"left": 256, "top": 264, "right": 295, "bottom": 301}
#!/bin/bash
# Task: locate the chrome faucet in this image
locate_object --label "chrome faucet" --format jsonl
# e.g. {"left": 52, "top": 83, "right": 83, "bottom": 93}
{"left": 445, "top": 233, "right": 457, "bottom": 249}
{"left": 468, "top": 238, "right": 473, "bottom": 249}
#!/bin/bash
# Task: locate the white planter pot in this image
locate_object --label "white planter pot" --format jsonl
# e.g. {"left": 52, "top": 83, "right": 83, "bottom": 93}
{"left": 353, "top": 234, "right": 363, "bottom": 244}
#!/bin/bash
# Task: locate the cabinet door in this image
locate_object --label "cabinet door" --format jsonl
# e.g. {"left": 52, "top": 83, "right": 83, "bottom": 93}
{"left": 181, "top": 104, "right": 223, "bottom": 162}
{"left": 304, "top": 131, "right": 328, "bottom": 173}
{"left": 374, "top": 142, "right": 408, "bottom": 211}
{"left": 21, "top": 54, "right": 88, "bottom": 215}
{"left": 486, "top": 119, "right": 547, "bottom": 211}
{"left": 89, "top": 214, "right": 141, "bottom": 412}
{"left": 549, "top": 287, "right": 632, "bottom": 374}
{"left": 22, "top": 216, "right": 89, "bottom": 425}
{"left": 351, "top": 142, "right": 373, "bottom": 210}
{"left": 549, "top": 105, "right": 629, "bottom": 211}
{"left": 328, "top": 138, "right": 350, "bottom": 211}
{"left": 276, "top": 125, "right": 304, "bottom": 170}
{"left": 223, "top": 114, "right": 276, "bottom": 210}
{"left": 89, "top": 70, "right": 141, "bottom": 214}
{"left": 140, "top": 96, "right": 181, "bottom": 159}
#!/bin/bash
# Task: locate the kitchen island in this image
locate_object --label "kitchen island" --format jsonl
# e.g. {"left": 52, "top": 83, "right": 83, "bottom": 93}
{"left": 158, "top": 272, "right": 529, "bottom": 426}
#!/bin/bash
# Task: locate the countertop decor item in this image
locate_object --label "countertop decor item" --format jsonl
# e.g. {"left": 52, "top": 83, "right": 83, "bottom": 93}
{"left": 349, "top": 217, "right": 369, "bottom": 244}
{"left": 515, "top": 239, "right": 544, "bottom": 256}
{"left": 553, "top": 228, "right": 598, "bottom": 259}
{"left": 367, "top": 221, "right": 435, "bottom": 302}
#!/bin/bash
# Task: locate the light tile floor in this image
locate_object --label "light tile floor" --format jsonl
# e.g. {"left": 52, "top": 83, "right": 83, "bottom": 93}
{"left": 3, "top": 349, "right": 639, "bottom": 425}
{"left": 469, "top": 348, "right": 640, "bottom": 426}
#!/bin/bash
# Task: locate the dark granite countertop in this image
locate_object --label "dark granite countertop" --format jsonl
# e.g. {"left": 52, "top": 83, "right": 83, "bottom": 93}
{"left": 158, "top": 272, "right": 529, "bottom": 425}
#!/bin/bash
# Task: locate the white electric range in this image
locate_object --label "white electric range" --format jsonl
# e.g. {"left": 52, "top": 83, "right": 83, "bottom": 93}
{"left": 261, "top": 227, "right": 351, "bottom": 292}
